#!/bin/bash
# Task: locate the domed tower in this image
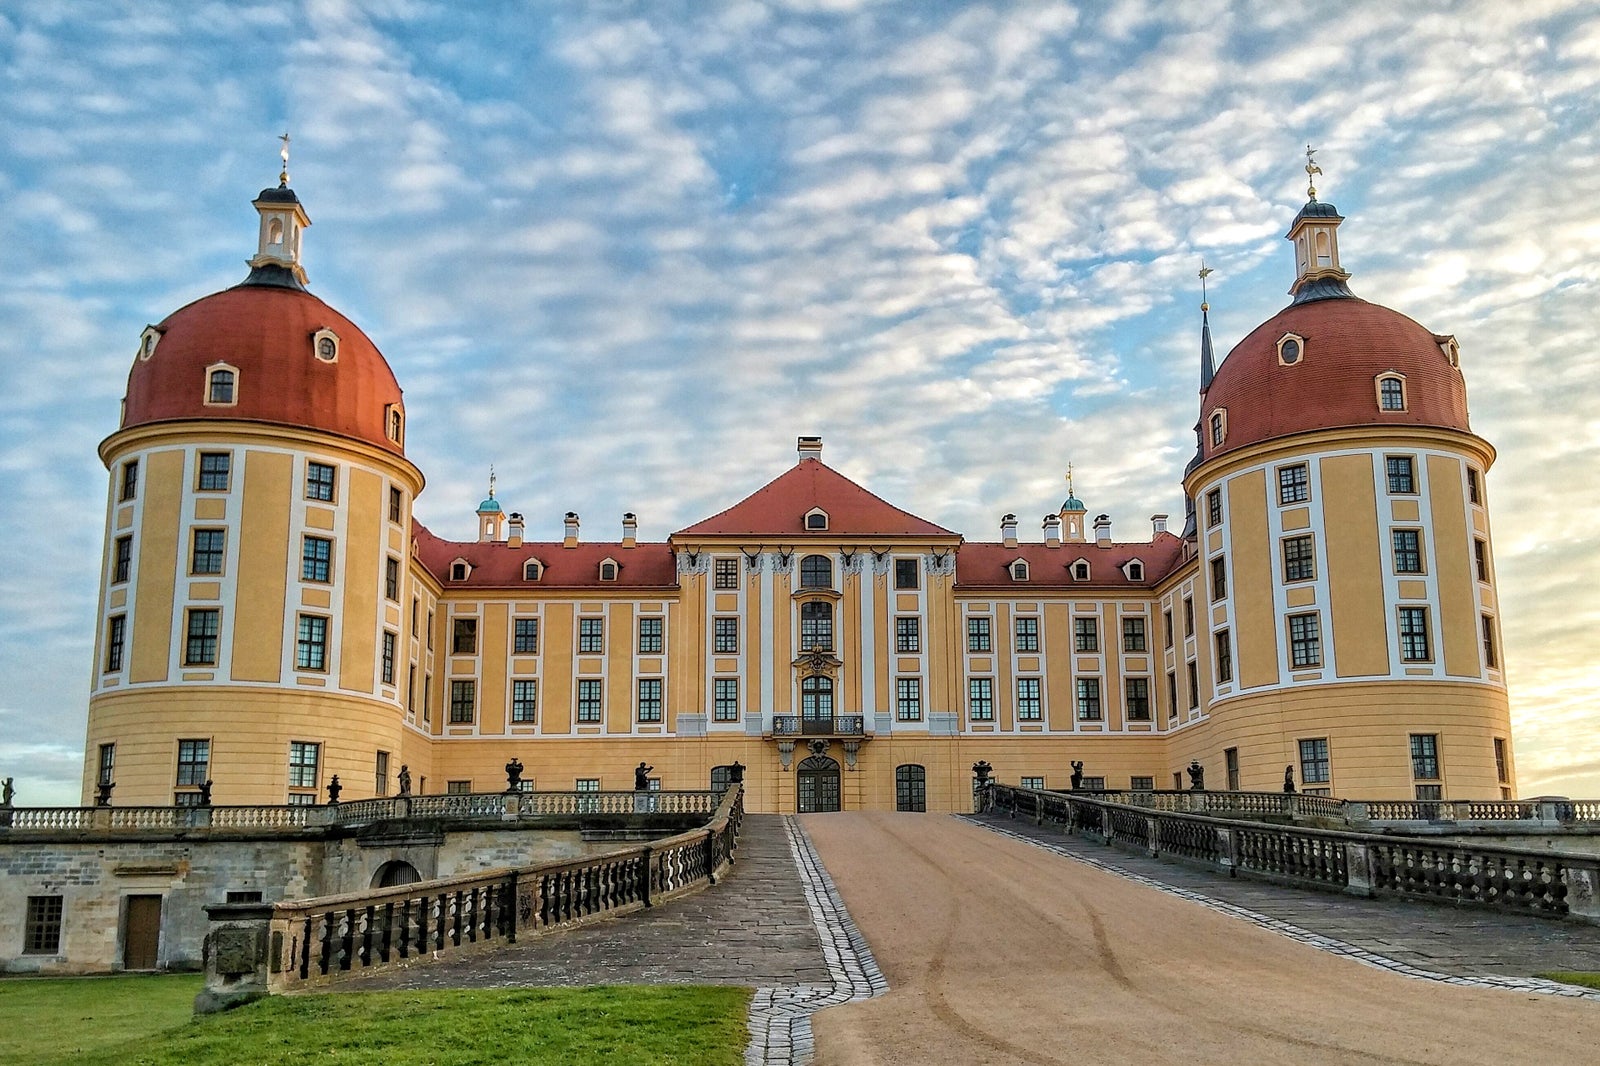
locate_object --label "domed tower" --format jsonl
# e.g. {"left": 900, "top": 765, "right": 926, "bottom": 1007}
{"left": 1179, "top": 158, "right": 1511, "bottom": 800}
{"left": 84, "top": 157, "right": 425, "bottom": 806}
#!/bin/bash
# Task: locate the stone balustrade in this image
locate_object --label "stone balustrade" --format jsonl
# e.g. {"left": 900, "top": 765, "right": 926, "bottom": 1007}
{"left": 1063, "top": 788, "right": 1600, "bottom": 829}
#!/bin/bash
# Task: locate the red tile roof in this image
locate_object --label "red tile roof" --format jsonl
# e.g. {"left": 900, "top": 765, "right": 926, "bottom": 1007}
{"left": 1201, "top": 297, "right": 1470, "bottom": 459}
{"left": 121, "top": 285, "right": 404, "bottom": 453}
{"left": 412, "top": 522, "right": 678, "bottom": 589}
{"left": 956, "top": 533, "right": 1189, "bottom": 589}
{"left": 676, "top": 459, "right": 955, "bottom": 537}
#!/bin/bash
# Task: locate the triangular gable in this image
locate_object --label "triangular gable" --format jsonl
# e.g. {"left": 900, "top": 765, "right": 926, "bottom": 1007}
{"left": 676, "top": 460, "right": 955, "bottom": 537}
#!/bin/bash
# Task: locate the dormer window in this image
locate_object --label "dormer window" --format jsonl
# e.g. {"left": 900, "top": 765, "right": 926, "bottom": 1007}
{"left": 385, "top": 404, "right": 404, "bottom": 444}
{"left": 523, "top": 560, "right": 542, "bottom": 581}
{"left": 1124, "top": 560, "right": 1144, "bottom": 582}
{"left": 804, "top": 507, "right": 829, "bottom": 531}
{"left": 1376, "top": 373, "right": 1407, "bottom": 412}
{"left": 1277, "top": 333, "right": 1305, "bottom": 366}
{"left": 599, "top": 560, "right": 619, "bottom": 582}
{"left": 1439, "top": 337, "right": 1460, "bottom": 367}
{"left": 1009, "top": 560, "right": 1030, "bottom": 581}
{"left": 1072, "top": 560, "right": 1090, "bottom": 581}
{"left": 312, "top": 328, "right": 340, "bottom": 363}
{"left": 450, "top": 560, "right": 470, "bottom": 581}
{"left": 138, "top": 326, "right": 162, "bottom": 361}
{"left": 205, "top": 364, "right": 238, "bottom": 407}
{"left": 1209, "top": 409, "right": 1227, "bottom": 447}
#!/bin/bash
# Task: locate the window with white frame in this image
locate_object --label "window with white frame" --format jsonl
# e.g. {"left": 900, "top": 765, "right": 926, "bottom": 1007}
{"left": 968, "top": 677, "right": 993, "bottom": 720}
{"left": 1016, "top": 677, "right": 1042, "bottom": 720}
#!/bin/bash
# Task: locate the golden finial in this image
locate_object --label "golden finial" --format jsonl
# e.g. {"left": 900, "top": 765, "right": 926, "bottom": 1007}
{"left": 1066, "top": 463, "right": 1075, "bottom": 498}
{"left": 488, "top": 464, "right": 497, "bottom": 500}
{"left": 1198, "top": 259, "right": 1214, "bottom": 311}
{"left": 278, "top": 132, "right": 291, "bottom": 187}
{"left": 1304, "top": 143, "right": 1323, "bottom": 201}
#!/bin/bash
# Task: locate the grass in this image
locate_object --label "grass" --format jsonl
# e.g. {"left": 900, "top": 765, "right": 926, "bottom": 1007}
{"left": 1536, "top": 971, "right": 1600, "bottom": 990}
{"left": 0, "top": 976, "right": 749, "bottom": 1066}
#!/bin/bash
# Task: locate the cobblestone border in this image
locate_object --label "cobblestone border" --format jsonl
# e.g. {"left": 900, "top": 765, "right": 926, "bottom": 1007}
{"left": 974, "top": 819, "right": 1600, "bottom": 1001}
{"left": 745, "top": 817, "right": 889, "bottom": 1065}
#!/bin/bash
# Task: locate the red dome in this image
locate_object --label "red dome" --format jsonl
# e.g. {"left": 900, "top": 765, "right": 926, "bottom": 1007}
{"left": 121, "top": 284, "right": 404, "bottom": 454}
{"left": 1201, "top": 297, "right": 1470, "bottom": 459}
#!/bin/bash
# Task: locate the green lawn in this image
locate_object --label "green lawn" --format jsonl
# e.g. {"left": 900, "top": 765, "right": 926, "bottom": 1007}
{"left": 0, "top": 976, "right": 749, "bottom": 1066}
{"left": 1536, "top": 971, "right": 1600, "bottom": 990}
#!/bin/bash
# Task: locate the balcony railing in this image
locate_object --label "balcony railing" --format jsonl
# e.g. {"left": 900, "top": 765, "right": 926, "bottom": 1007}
{"left": 771, "top": 715, "right": 865, "bottom": 737}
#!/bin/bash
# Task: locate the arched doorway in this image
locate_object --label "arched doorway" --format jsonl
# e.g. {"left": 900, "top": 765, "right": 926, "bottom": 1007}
{"left": 895, "top": 764, "right": 927, "bottom": 812}
{"left": 371, "top": 860, "right": 422, "bottom": 889}
{"left": 797, "top": 754, "right": 841, "bottom": 813}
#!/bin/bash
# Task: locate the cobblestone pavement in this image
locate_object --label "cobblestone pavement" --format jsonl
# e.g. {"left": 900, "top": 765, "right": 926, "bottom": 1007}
{"left": 970, "top": 813, "right": 1600, "bottom": 993}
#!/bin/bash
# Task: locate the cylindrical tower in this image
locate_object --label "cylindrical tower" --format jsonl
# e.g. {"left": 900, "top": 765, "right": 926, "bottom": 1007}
{"left": 83, "top": 171, "right": 426, "bottom": 806}
{"left": 1179, "top": 190, "right": 1511, "bottom": 800}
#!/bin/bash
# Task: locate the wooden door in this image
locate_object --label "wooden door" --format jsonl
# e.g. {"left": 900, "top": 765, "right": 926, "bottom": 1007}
{"left": 122, "top": 895, "right": 162, "bottom": 970}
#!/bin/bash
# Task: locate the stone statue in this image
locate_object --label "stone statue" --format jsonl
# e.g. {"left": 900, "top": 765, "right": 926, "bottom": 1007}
{"left": 326, "top": 774, "right": 342, "bottom": 805}
{"left": 634, "top": 762, "right": 654, "bottom": 791}
{"left": 972, "top": 760, "right": 993, "bottom": 787}
{"left": 1187, "top": 760, "right": 1205, "bottom": 791}
{"left": 1, "top": 777, "right": 13, "bottom": 805}
{"left": 198, "top": 779, "right": 213, "bottom": 806}
{"left": 728, "top": 761, "right": 745, "bottom": 784}
{"left": 398, "top": 765, "right": 412, "bottom": 795}
{"left": 95, "top": 781, "right": 114, "bottom": 807}
{"left": 1283, "top": 765, "right": 1297, "bottom": 793}
{"left": 1070, "top": 760, "right": 1085, "bottom": 791}
{"left": 505, "top": 757, "right": 525, "bottom": 792}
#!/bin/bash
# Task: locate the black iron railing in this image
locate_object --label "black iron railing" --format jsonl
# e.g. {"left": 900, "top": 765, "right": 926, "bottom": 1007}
{"left": 771, "top": 715, "right": 865, "bottom": 737}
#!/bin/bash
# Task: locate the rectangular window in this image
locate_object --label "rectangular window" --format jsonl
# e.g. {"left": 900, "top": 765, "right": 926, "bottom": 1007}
{"left": 184, "top": 608, "right": 220, "bottom": 666}
{"left": 1415, "top": 783, "right": 1442, "bottom": 802}
{"left": 1214, "top": 630, "right": 1232, "bottom": 683}
{"left": 575, "top": 777, "right": 600, "bottom": 811}
{"left": 1124, "top": 677, "right": 1150, "bottom": 720}
{"left": 295, "top": 614, "right": 327, "bottom": 671}
{"left": 712, "top": 616, "right": 738, "bottom": 654}
{"left": 176, "top": 738, "right": 210, "bottom": 786}
{"left": 1072, "top": 617, "right": 1097, "bottom": 653}
{"left": 1288, "top": 613, "right": 1323, "bottom": 668}
{"left": 23, "top": 896, "right": 63, "bottom": 955}
{"left": 1186, "top": 661, "right": 1199, "bottom": 709}
{"left": 1075, "top": 677, "right": 1102, "bottom": 721}
{"left": 513, "top": 618, "right": 540, "bottom": 654}
{"left": 1282, "top": 535, "right": 1316, "bottom": 582}
{"left": 714, "top": 557, "right": 739, "bottom": 589}
{"left": 375, "top": 750, "right": 389, "bottom": 795}
{"left": 447, "top": 780, "right": 473, "bottom": 795}
{"left": 1467, "top": 468, "right": 1481, "bottom": 504}
{"left": 576, "top": 679, "right": 603, "bottom": 722}
{"left": 423, "top": 674, "right": 431, "bottom": 722}
{"left": 407, "top": 664, "right": 416, "bottom": 714}
{"left": 1474, "top": 539, "right": 1489, "bottom": 582}
{"left": 427, "top": 610, "right": 434, "bottom": 649}
{"left": 512, "top": 679, "right": 538, "bottom": 723}
{"left": 1206, "top": 488, "right": 1222, "bottom": 527}
{"left": 385, "top": 557, "right": 400, "bottom": 600}
{"left": 1481, "top": 615, "right": 1498, "bottom": 669}
{"left": 389, "top": 486, "right": 403, "bottom": 523}
{"left": 1019, "top": 776, "right": 1045, "bottom": 790}
{"left": 968, "top": 677, "right": 994, "bottom": 720}
{"left": 1210, "top": 557, "right": 1227, "bottom": 600}
{"left": 1386, "top": 455, "right": 1416, "bottom": 494}
{"left": 1392, "top": 529, "right": 1423, "bottom": 573}
{"left": 1399, "top": 606, "right": 1431, "bottom": 661}
{"left": 578, "top": 617, "right": 604, "bottom": 654}
{"left": 305, "top": 461, "right": 336, "bottom": 502}
{"left": 449, "top": 680, "right": 476, "bottom": 724}
{"left": 1277, "top": 463, "right": 1309, "bottom": 504}
{"left": 300, "top": 536, "right": 331, "bottom": 583}
{"left": 1122, "top": 616, "right": 1146, "bottom": 652}
{"left": 97, "top": 743, "right": 116, "bottom": 786}
{"left": 1163, "top": 609, "right": 1174, "bottom": 648}
{"left": 1493, "top": 737, "right": 1509, "bottom": 783}
{"left": 1409, "top": 733, "right": 1440, "bottom": 779}
{"left": 638, "top": 616, "right": 664, "bottom": 654}
{"left": 967, "top": 617, "right": 991, "bottom": 653}
{"left": 637, "top": 678, "right": 663, "bottom": 722}
{"left": 120, "top": 459, "right": 139, "bottom": 501}
{"left": 1225, "top": 747, "right": 1240, "bottom": 791}
{"left": 1379, "top": 377, "right": 1405, "bottom": 410}
{"left": 894, "top": 558, "right": 919, "bottom": 589}
{"left": 1166, "top": 671, "right": 1178, "bottom": 720}
{"left": 895, "top": 616, "right": 921, "bottom": 654}
{"left": 1299, "top": 737, "right": 1331, "bottom": 784}
{"left": 1016, "top": 677, "right": 1042, "bottom": 721}
{"left": 197, "top": 451, "right": 231, "bottom": 491}
{"left": 114, "top": 535, "right": 133, "bottom": 583}
{"left": 381, "top": 630, "right": 396, "bottom": 684}
{"left": 452, "top": 618, "right": 478, "bottom": 655}
{"left": 1182, "top": 597, "right": 1195, "bottom": 637}
{"left": 896, "top": 677, "right": 922, "bottom": 721}
{"left": 714, "top": 678, "right": 739, "bottom": 721}
{"left": 105, "top": 615, "right": 126, "bottom": 672}
{"left": 1130, "top": 776, "right": 1154, "bottom": 792}
{"left": 1017, "top": 616, "right": 1042, "bottom": 653}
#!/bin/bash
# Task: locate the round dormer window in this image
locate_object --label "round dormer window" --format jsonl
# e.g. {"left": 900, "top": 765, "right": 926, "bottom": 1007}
{"left": 317, "top": 336, "right": 337, "bottom": 360}
{"left": 1280, "top": 338, "right": 1301, "bottom": 364}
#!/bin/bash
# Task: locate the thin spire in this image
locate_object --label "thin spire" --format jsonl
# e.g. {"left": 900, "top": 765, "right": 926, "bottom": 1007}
{"left": 278, "top": 132, "right": 291, "bottom": 188}
{"left": 1065, "top": 463, "right": 1074, "bottom": 499}
{"left": 1304, "top": 143, "right": 1322, "bottom": 201}
{"left": 1198, "top": 260, "right": 1216, "bottom": 392}
{"left": 488, "top": 464, "right": 497, "bottom": 501}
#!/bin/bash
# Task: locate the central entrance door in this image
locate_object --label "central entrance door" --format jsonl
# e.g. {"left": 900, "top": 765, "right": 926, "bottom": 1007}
{"left": 797, "top": 754, "right": 841, "bottom": 813}
{"left": 122, "top": 895, "right": 162, "bottom": 970}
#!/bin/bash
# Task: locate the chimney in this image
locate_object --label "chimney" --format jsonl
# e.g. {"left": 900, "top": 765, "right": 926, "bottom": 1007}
{"left": 1042, "top": 514, "right": 1061, "bottom": 548}
{"left": 507, "top": 512, "right": 525, "bottom": 548}
{"left": 1094, "top": 513, "right": 1112, "bottom": 547}
{"left": 1001, "top": 513, "right": 1018, "bottom": 548}
{"left": 797, "top": 435, "right": 823, "bottom": 463}
{"left": 563, "top": 511, "right": 580, "bottom": 548}
{"left": 621, "top": 512, "right": 637, "bottom": 548}
{"left": 1151, "top": 513, "right": 1169, "bottom": 536}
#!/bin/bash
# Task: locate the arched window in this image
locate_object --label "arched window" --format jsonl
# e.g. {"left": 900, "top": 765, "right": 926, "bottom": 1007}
{"left": 804, "top": 508, "right": 828, "bottom": 530}
{"left": 599, "top": 561, "right": 618, "bottom": 581}
{"left": 800, "top": 675, "right": 834, "bottom": 720}
{"left": 1009, "top": 560, "right": 1029, "bottom": 581}
{"left": 800, "top": 554, "right": 832, "bottom": 588}
{"left": 1209, "top": 410, "right": 1226, "bottom": 446}
{"left": 1073, "top": 561, "right": 1090, "bottom": 580}
{"left": 268, "top": 217, "right": 284, "bottom": 244}
{"left": 895, "top": 765, "right": 927, "bottom": 812}
{"left": 207, "top": 368, "right": 235, "bottom": 405}
{"left": 710, "top": 765, "right": 738, "bottom": 794}
{"left": 1378, "top": 374, "right": 1406, "bottom": 411}
{"left": 387, "top": 406, "right": 403, "bottom": 443}
{"left": 523, "top": 560, "right": 541, "bottom": 581}
{"left": 1315, "top": 230, "right": 1332, "bottom": 267}
{"left": 800, "top": 601, "right": 833, "bottom": 651}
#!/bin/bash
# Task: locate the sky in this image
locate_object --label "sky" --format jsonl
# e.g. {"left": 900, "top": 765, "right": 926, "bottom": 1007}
{"left": 1, "top": 0, "right": 1597, "bottom": 806}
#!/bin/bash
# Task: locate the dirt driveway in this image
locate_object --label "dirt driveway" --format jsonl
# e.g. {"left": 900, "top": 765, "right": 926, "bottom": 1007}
{"left": 803, "top": 812, "right": 1600, "bottom": 1066}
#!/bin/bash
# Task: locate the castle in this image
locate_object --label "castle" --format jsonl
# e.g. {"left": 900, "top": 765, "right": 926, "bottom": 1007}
{"left": 81, "top": 161, "right": 1513, "bottom": 815}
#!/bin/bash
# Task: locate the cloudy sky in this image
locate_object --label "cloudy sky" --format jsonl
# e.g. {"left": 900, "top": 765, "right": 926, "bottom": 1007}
{"left": 2, "top": 0, "right": 1597, "bottom": 805}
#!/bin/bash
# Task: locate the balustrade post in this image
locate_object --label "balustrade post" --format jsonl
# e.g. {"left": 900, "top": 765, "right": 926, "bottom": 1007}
{"left": 1216, "top": 826, "right": 1238, "bottom": 877}
{"left": 1446, "top": 800, "right": 1469, "bottom": 822}
{"left": 1564, "top": 858, "right": 1600, "bottom": 926}
{"left": 1343, "top": 841, "right": 1376, "bottom": 898}
{"left": 1344, "top": 801, "right": 1370, "bottom": 828}
{"left": 195, "top": 902, "right": 273, "bottom": 1014}
{"left": 705, "top": 828, "right": 718, "bottom": 885}
{"left": 640, "top": 846, "right": 654, "bottom": 909}
{"left": 1145, "top": 816, "right": 1160, "bottom": 857}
